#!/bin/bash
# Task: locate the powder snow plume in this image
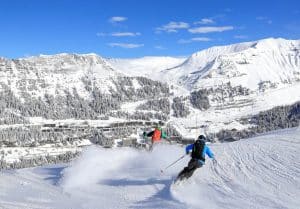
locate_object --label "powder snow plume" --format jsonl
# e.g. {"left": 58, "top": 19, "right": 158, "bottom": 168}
{"left": 61, "top": 144, "right": 185, "bottom": 189}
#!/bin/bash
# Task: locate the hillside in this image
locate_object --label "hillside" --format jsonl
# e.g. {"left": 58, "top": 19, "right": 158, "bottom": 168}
{"left": 107, "top": 56, "right": 186, "bottom": 80}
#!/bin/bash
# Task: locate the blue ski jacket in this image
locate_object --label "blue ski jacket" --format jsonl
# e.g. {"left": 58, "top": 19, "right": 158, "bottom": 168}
{"left": 185, "top": 144, "right": 215, "bottom": 164}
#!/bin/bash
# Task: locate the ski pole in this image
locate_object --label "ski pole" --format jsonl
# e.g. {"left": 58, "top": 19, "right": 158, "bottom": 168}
{"left": 160, "top": 155, "right": 186, "bottom": 173}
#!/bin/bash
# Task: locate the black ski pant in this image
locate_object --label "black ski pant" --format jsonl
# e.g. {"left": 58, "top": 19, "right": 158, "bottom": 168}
{"left": 176, "top": 158, "right": 203, "bottom": 181}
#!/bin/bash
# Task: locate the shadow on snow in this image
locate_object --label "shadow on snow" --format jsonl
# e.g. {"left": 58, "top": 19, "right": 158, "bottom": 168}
{"left": 101, "top": 177, "right": 185, "bottom": 209}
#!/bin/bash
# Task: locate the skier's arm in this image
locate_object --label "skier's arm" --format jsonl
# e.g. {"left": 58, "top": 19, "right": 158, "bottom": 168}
{"left": 185, "top": 144, "right": 194, "bottom": 154}
{"left": 146, "top": 131, "right": 154, "bottom": 137}
{"left": 143, "top": 132, "right": 147, "bottom": 138}
{"left": 205, "top": 146, "right": 215, "bottom": 159}
{"left": 161, "top": 131, "right": 168, "bottom": 139}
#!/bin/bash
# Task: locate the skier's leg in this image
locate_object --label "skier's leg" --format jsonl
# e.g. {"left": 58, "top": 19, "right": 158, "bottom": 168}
{"left": 176, "top": 166, "right": 188, "bottom": 181}
{"left": 176, "top": 159, "right": 197, "bottom": 181}
{"left": 176, "top": 159, "right": 205, "bottom": 182}
{"left": 176, "top": 159, "right": 194, "bottom": 181}
{"left": 187, "top": 158, "right": 198, "bottom": 169}
{"left": 147, "top": 139, "right": 154, "bottom": 151}
{"left": 184, "top": 166, "right": 198, "bottom": 179}
{"left": 184, "top": 159, "right": 200, "bottom": 179}
{"left": 149, "top": 140, "right": 161, "bottom": 151}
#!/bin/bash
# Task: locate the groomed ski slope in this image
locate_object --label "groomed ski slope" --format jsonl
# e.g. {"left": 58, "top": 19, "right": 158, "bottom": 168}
{"left": 1, "top": 128, "right": 299, "bottom": 209}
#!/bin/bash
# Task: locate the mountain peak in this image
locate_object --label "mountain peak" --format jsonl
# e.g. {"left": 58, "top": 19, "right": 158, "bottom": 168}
{"left": 19, "top": 53, "right": 107, "bottom": 66}
{"left": 254, "top": 37, "right": 300, "bottom": 50}
{"left": 160, "top": 38, "right": 300, "bottom": 91}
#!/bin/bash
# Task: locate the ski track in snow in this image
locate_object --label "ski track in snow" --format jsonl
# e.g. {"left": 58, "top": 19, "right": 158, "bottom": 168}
{"left": 0, "top": 128, "right": 300, "bottom": 209}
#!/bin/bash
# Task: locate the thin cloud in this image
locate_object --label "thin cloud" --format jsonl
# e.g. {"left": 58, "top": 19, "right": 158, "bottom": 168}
{"left": 111, "top": 32, "right": 141, "bottom": 37}
{"left": 108, "top": 43, "right": 144, "bottom": 48}
{"left": 188, "top": 26, "right": 234, "bottom": 33}
{"left": 97, "top": 32, "right": 141, "bottom": 37}
{"left": 209, "top": 14, "right": 226, "bottom": 21}
{"left": 178, "top": 37, "right": 212, "bottom": 44}
{"left": 234, "top": 35, "right": 248, "bottom": 39}
{"left": 193, "top": 14, "right": 227, "bottom": 25}
{"left": 256, "top": 16, "right": 272, "bottom": 24}
{"left": 192, "top": 37, "right": 212, "bottom": 41}
{"left": 109, "top": 16, "right": 127, "bottom": 23}
{"left": 194, "top": 18, "right": 215, "bottom": 25}
{"left": 154, "top": 45, "right": 167, "bottom": 50}
{"left": 156, "top": 21, "right": 190, "bottom": 33}
{"left": 178, "top": 39, "right": 190, "bottom": 44}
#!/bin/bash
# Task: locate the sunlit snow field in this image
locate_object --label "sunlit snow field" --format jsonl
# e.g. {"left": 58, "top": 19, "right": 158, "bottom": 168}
{"left": 0, "top": 128, "right": 299, "bottom": 209}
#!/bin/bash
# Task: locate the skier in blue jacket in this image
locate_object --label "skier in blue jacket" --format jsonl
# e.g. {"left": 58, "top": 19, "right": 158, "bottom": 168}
{"left": 176, "top": 135, "right": 217, "bottom": 182}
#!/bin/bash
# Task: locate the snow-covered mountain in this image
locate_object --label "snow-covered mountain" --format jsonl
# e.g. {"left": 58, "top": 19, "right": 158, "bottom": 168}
{"left": 1, "top": 53, "right": 132, "bottom": 98}
{"left": 0, "top": 53, "right": 172, "bottom": 168}
{"left": 107, "top": 56, "right": 186, "bottom": 80}
{"left": 162, "top": 38, "right": 300, "bottom": 91}
{"left": 0, "top": 52, "right": 170, "bottom": 121}
{"left": 159, "top": 38, "right": 300, "bottom": 139}
{"left": 108, "top": 38, "right": 300, "bottom": 139}
{"left": 107, "top": 38, "right": 300, "bottom": 93}
{"left": 1, "top": 128, "right": 299, "bottom": 209}
{"left": 1, "top": 38, "right": 300, "bottom": 168}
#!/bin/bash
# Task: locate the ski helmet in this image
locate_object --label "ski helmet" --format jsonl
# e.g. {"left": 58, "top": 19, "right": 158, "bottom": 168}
{"left": 195, "top": 135, "right": 206, "bottom": 144}
{"left": 155, "top": 123, "right": 161, "bottom": 130}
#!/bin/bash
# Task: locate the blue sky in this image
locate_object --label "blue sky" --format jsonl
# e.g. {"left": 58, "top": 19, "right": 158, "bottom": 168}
{"left": 0, "top": 0, "right": 299, "bottom": 58}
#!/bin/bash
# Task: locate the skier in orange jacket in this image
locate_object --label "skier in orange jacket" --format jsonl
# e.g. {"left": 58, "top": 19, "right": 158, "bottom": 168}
{"left": 143, "top": 125, "right": 168, "bottom": 150}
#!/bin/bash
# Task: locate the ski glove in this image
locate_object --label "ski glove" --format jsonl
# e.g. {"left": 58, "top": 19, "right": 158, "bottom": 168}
{"left": 143, "top": 132, "right": 147, "bottom": 138}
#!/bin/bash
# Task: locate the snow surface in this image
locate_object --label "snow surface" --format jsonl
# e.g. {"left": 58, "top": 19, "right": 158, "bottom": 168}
{"left": 107, "top": 56, "right": 186, "bottom": 80}
{"left": 1, "top": 128, "right": 299, "bottom": 209}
